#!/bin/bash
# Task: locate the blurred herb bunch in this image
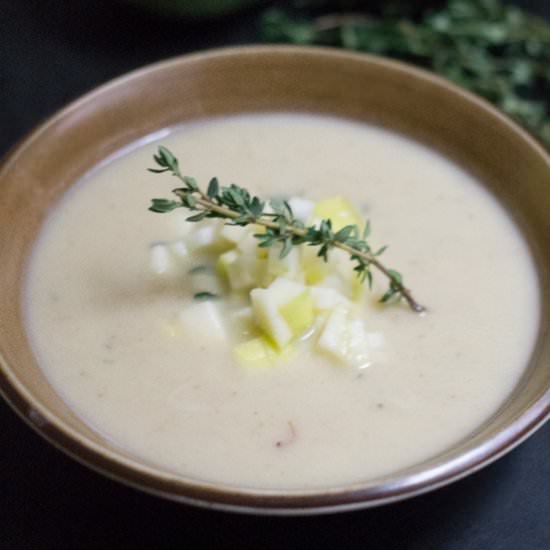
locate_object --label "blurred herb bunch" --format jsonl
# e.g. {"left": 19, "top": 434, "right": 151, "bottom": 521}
{"left": 262, "top": 0, "right": 550, "bottom": 147}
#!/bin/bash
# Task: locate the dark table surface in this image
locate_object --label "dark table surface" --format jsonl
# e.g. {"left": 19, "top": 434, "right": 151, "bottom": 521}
{"left": 1, "top": 1, "right": 549, "bottom": 548}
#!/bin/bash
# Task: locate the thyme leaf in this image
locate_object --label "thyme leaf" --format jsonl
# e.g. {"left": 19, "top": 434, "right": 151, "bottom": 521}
{"left": 193, "top": 291, "right": 219, "bottom": 301}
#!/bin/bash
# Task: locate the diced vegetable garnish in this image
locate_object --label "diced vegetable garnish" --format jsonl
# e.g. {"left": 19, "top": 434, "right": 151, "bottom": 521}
{"left": 219, "top": 223, "right": 244, "bottom": 245}
{"left": 179, "top": 301, "right": 227, "bottom": 343}
{"left": 237, "top": 229, "right": 268, "bottom": 259}
{"left": 250, "top": 287, "right": 292, "bottom": 349}
{"left": 149, "top": 240, "right": 189, "bottom": 276}
{"left": 317, "top": 305, "right": 370, "bottom": 368}
{"left": 301, "top": 244, "right": 329, "bottom": 285}
{"left": 267, "top": 243, "right": 301, "bottom": 280}
{"left": 288, "top": 196, "right": 314, "bottom": 222}
{"left": 233, "top": 336, "right": 292, "bottom": 368}
{"left": 217, "top": 250, "right": 256, "bottom": 291}
{"left": 150, "top": 243, "right": 171, "bottom": 275}
{"left": 313, "top": 196, "right": 362, "bottom": 231}
{"left": 187, "top": 223, "right": 220, "bottom": 251}
{"left": 251, "top": 277, "right": 314, "bottom": 348}
{"left": 279, "top": 290, "right": 314, "bottom": 337}
{"left": 153, "top": 194, "right": 381, "bottom": 370}
{"left": 231, "top": 306, "right": 256, "bottom": 337}
{"left": 186, "top": 221, "right": 232, "bottom": 253}
{"left": 310, "top": 287, "right": 350, "bottom": 311}
{"left": 169, "top": 241, "right": 189, "bottom": 261}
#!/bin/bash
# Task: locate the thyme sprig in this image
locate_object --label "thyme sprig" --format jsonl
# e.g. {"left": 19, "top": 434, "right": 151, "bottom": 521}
{"left": 261, "top": 0, "right": 550, "bottom": 148}
{"left": 148, "top": 146, "right": 425, "bottom": 313}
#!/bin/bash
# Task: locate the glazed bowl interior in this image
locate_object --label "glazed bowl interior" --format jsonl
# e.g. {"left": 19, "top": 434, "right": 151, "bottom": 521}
{"left": 0, "top": 46, "right": 549, "bottom": 514}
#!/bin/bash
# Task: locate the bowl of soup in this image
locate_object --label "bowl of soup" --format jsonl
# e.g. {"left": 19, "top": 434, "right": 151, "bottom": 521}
{"left": 0, "top": 46, "right": 549, "bottom": 514}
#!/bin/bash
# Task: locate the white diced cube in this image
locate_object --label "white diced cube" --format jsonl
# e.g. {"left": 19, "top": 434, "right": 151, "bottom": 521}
{"left": 317, "top": 305, "right": 370, "bottom": 368}
{"left": 250, "top": 288, "right": 292, "bottom": 348}
{"left": 310, "top": 287, "right": 350, "bottom": 310}
{"left": 267, "top": 242, "right": 300, "bottom": 279}
{"left": 220, "top": 223, "right": 244, "bottom": 244}
{"left": 150, "top": 243, "right": 171, "bottom": 275}
{"left": 288, "top": 197, "right": 314, "bottom": 222}
{"left": 169, "top": 240, "right": 189, "bottom": 260}
{"left": 179, "top": 301, "right": 226, "bottom": 344}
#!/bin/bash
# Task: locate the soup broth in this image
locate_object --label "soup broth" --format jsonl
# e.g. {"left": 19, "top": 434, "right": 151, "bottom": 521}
{"left": 25, "top": 113, "right": 539, "bottom": 489}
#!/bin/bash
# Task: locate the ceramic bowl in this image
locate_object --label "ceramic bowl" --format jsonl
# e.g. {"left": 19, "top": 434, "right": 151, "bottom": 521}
{"left": 0, "top": 46, "right": 549, "bottom": 514}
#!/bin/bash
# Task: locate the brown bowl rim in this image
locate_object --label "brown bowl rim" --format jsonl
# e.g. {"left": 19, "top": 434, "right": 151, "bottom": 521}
{"left": 1, "top": 44, "right": 549, "bottom": 514}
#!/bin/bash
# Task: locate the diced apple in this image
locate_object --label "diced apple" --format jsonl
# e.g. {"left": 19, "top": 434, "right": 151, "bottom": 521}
{"left": 232, "top": 306, "right": 254, "bottom": 323}
{"left": 150, "top": 240, "right": 190, "bottom": 277}
{"left": 318, "top": 247, "right": 367, "bottom": 302}
{"left": 315, "top": 274, "right": 347, "bottom": 295}
{"left": 279, "top": 290, "right": 314, "bottom": 337}
{"left": 268, "top": 277, "right": 307, "bottom": 302}
{"left": 237, "top": 229, "right": 267, "bottom": 259}
{"left": 313, "top": 196, "right": 362, "bottom": 231}
{"left": 288, "top": 197, "right": 314, "bottom": 222}
{"left": 301, "top": 245, "right": 328, "bottom": 285}
{"left": 179, "top": 301, "right": 226, "bottom": 344}
{"left": 250, "top": 288, "right": 291, "bottom": 349}
{"left": 267, "top": 242, "right": 301, "bottom": 280}
{"left": 217, "top": 250, "right": 255, "bottom": 291}
{"left": 317, "top": 305, "right": 370, "bottom": 368}
{"left": 219, "top": 223, "right": 243, "bottom": 245}
{"left": 169, "top": 240, "right": 189, "bottom": 261}
{"left": 231, "top": 306, "right": 256, "bottom": 337}
{"left": 188, "top": 223, "right": 219, "bottom": 250}
{"left": 250, "top": 278, "right": 314, "bottom": 348}
{"left": 233, "top": 336, "right": 292, "bottom": 368}
{"left": 186, "top": 221, "right": 232, "bottom": 253}
{"left": 310, "top": 287, "right": 350, "bottom": 311}
{"left": 149, "top": 243, "right": 171, "bottom": 275}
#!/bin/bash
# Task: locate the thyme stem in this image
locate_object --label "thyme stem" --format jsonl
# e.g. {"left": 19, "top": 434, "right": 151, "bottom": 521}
{"left": 148, "top": 146, "right": 425, "bottom": 313}
{"left": 191, "top": 195, "right": 424, "bottom": 312}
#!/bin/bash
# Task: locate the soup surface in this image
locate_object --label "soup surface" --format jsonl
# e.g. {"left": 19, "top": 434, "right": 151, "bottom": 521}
{"left": 25, "top": 113, "right": 539, "bottom": 489}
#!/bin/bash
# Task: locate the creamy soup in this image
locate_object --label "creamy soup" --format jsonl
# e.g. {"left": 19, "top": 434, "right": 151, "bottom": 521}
{"left": 25, "top": 113, "right": 539, "bottom": 489}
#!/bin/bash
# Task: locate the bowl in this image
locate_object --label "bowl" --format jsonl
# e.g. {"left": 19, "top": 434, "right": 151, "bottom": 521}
{"left": 0, "top": 46, "right": 549, "bottom": 514}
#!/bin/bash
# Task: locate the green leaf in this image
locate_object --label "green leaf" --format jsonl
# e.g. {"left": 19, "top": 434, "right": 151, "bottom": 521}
{"left": 280, "top": 238, "right": 293, "bottom": 259}
{"left": 157, "top": 146, "right": 179, "bottom": 173}
{"left": 270, "top": 198, "right": 285, "bottom": 216}
{"left": 249, "top": 196, "right": 264, "bottom": 218}
{"left": 366, "top": 269, "right": 373, "bottom": 289}
{"left": 149, "top": 199, "right": 180, "bottom": 213}
{"left": 380, "top": 288, "right": 397, "bottom": 303}
{"left": 186, "top": 211, "right": 208, "bottom": 222}
{"left": 363, "top": 220, "right": 371, "bottom": 239}
{"left": 183, "top": 176, "right": 198, "bottom": 191}
{"left": 193, "top": 291, "right": 218, "bottom": 301}
{"left": 147, "top": 168, "right": 169, "bottom": 174}
{"left": 207, "top": 177, "right": 219, "bottom": 198}
{"left": 184, "top": 194, "right": 197, "bottom": 209}
{"left": 334, "top": 224, "right": 355, "bottom": 242}
{"left": 387, "top": 269, "right": 403, "bottom": 286}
